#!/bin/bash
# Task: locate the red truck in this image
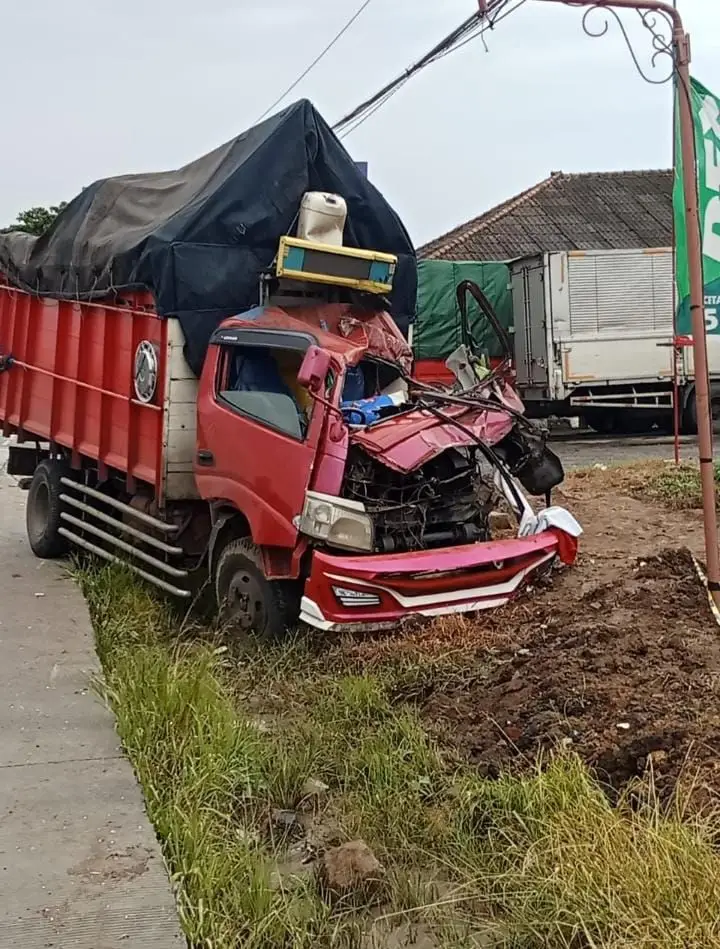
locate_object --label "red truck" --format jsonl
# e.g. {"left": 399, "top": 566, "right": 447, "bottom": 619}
{"left": 0, "top": 103, "right": 580, "bottom": 635}
{"left": 0, "top": 221, "right": 580, "bottom": 636}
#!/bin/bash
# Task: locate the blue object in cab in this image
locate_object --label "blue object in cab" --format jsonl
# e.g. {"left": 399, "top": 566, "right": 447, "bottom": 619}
{"left": 341, "top": 394, "right": 398, "bottom": 426}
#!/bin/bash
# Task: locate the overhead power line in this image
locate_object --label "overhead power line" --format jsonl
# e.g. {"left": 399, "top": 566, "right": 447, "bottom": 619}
{"left": 332, "top": 0, "right": 527, "bottom": 139}
{"left": 256, "top": 0, "right": 375, "bottom": 123}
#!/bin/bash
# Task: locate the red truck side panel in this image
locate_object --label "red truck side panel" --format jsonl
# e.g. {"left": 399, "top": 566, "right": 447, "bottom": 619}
{"left": 413, "top": 356, "right": 511, "bottom": 388}
{"left": 0, "top": 284, "right": 167, "bottom": 495}
{"left": 413, "top": 359, "right": 456, "bottom": 387}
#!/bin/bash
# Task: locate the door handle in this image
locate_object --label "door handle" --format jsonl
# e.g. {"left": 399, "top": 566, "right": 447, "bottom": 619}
{"left": 196, "top": 450, "right": 215, "bottom": 466}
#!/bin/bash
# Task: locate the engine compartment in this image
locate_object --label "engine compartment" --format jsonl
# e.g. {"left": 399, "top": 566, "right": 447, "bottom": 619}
{"left": 340, "top": 416, "right": 566, "bottom": 555}
{"left": 342, "top": 445, "right": 499, "bottom": 554}
{"left": 328, "top": 322, "right": 568, "bottom": 557}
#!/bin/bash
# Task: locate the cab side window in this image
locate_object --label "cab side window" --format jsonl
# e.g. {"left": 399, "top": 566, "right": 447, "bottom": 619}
{"left": 217, "top": 345, "right": 312, "bottom": 440}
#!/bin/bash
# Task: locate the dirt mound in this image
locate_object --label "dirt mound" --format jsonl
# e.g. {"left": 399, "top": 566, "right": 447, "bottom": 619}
{"left": 421, "top": 549, "right": 720, "bottom": 798}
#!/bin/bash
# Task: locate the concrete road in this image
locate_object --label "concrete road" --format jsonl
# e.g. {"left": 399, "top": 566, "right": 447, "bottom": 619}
{"left": 0, "top": 459, "right": 183, "bottom": 947}
{"left": 551, "top": 432, "right": 716, "bottom": 470}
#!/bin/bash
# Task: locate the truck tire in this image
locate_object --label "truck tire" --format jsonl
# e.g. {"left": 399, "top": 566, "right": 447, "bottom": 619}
{"left": 215, "top": 537, "right": 298, "bottom": 638}
{"left": 584, "top": 410, "right": 618, "bottom": 435}
{"left": 684, "top": 385, "right": 720, "bottom": 436}
{"left": 26, "top": 459, "right": 69, "bottom": 559}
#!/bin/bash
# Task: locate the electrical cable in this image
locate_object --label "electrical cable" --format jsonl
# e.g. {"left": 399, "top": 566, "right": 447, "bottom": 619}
{"left": 432, "top": 0, "right": 527, "bottom": 60}
{"left": 339, "top": 0, "right": 527, "bottom": 136}
{"left": 332, "top": 11, "right": 484, "bottom": 134}
{"left": 256, "top": 0, "right": 375, "bottom": 123}
{"left": 333, "top": 0, "right": 527, "bottom": 138}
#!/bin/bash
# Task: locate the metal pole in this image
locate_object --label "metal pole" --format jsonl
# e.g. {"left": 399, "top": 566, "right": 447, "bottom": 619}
{"left": 674, "top": 27, "right": 720, "bottom": 601}
{"left": 519, "top": 0, "right": 720, "bottom": 603}
{"left": 671, "top": 0, "right": 680, "bottom": 466}
{"left": 672, "top": 342, "right": 681, "bottom": 465}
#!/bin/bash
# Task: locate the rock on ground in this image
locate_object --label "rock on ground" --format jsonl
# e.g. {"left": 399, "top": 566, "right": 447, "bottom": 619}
{"left": 320, "top": 840, "right": 384, "bottom": 899}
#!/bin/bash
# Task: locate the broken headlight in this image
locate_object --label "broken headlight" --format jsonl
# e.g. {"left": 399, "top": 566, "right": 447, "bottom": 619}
{"left": 297, "top": 491, "right": 374, "bottom": 552}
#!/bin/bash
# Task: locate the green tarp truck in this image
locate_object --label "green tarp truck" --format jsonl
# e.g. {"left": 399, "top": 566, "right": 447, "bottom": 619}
{"left": 412, "top": 259, "right": 513, "bottom": 384}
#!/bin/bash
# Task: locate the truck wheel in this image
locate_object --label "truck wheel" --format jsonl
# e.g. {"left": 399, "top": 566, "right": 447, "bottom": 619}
{"left": 684, "top": 386, "right": 720, "bottom": 436}
{"left": 215, "top": 538, "right": 298, "bottom": 638}
{"left": 26, "top": 459, "right": 69, "bottom": 559}
{"left": 584, "top": 410, "right": 618, "bottom": 435}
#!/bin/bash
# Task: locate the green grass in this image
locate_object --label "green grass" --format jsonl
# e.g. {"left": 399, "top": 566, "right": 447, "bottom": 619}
{"left": 641, "top": 460, "right": 720, "bottom": 510}
{"left": 567, "top": 459, "right": 720, "bottom": 511}
{"left": 450, "top": 759, "right": 720, "bottom": 947}
{"left": 79, "top": 564, "right": 720, "bottom": 948}
{"left": 80, "top": 569, "right": 342, "bottom": 948}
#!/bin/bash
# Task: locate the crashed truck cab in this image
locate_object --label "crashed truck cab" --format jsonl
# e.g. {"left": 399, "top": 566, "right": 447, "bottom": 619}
{"left": 195, "top": 198, "right": 581, "bottom": 632}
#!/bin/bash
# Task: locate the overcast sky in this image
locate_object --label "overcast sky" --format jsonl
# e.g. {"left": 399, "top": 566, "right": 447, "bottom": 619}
{"left": 1, "top": 0, "right": 718, "bottom": 246}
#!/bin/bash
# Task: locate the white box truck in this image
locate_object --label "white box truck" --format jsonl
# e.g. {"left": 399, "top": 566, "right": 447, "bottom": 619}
{"left": 510, "top": 247, "right": 720, "bottom": 433}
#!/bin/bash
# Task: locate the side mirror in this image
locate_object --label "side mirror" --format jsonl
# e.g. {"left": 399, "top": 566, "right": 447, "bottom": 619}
{"left": 298, "top": 345, "right": 331, "bottom": 393}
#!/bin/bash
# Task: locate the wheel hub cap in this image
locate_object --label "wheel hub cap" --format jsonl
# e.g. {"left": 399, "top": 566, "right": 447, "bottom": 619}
{"left": 227, "top": 571, "right": 265, "bottom": 631}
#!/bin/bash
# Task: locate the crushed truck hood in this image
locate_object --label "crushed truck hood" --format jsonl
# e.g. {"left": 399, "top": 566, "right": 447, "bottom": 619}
{"left": 228, "top": 303, "right": 413, "bottom": 372}
{"left": 350, "top": 403, "right": 514, "bottom": 473}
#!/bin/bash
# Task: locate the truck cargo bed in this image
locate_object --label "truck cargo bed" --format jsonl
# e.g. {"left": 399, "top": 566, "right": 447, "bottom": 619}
{"left": 0, "top": 282, "right": 198, "bottom": 503}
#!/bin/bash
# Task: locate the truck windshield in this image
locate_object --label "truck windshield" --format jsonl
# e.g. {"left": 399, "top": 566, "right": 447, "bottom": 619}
{"left": 218, "top": 345, "right": 312, "bottom": 440}
{"left": 342, "top": 357, "right": 403, "bottom": 402}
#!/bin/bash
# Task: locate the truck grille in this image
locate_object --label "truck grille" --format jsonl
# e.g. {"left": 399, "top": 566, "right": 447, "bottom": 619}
{"left": 341, "top": 447, "right": 495, "bottom": 554}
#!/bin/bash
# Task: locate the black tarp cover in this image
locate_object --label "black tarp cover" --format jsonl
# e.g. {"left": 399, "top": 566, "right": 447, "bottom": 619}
{"left": 0, "top": 100, "right": 416, "bottom": 375}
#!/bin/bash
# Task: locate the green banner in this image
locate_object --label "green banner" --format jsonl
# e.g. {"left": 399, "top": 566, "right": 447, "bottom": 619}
{"left": 674, "top": 76, "right": 720, "bottom": 335}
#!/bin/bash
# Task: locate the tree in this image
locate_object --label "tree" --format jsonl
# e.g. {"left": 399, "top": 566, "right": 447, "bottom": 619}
{"left": 8, "top": 202, "right": 68, "bottom": 236}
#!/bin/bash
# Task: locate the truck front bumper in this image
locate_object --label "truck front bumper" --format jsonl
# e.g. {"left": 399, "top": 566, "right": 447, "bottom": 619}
{"left": 299, "top": 530, "right": 571, "bottom": 632}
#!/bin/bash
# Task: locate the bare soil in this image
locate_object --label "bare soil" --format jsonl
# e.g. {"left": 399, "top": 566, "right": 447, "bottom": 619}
{"left": 425, "top": 481, "right": 720, "bottom": 798}
{"left": 349, "top": 475, "right": 720, "bottom": 799}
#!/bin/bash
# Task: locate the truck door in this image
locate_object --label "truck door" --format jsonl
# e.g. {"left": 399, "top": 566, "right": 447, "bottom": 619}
{"left": 195, "top": 329, "right": 324, "bottom": 550}
{"left": 511, "top": 259, "right": 550, "bottom": 395}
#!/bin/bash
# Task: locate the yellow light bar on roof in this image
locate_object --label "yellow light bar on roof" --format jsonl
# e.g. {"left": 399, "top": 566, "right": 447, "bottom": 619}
{"left": 276, "top": 236, "right": 397, "bottom": 294}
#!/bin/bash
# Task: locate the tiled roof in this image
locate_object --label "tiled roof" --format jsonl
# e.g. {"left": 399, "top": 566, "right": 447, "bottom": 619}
{"left": 418, "top": 169, "right": 673, "bottom": 260}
